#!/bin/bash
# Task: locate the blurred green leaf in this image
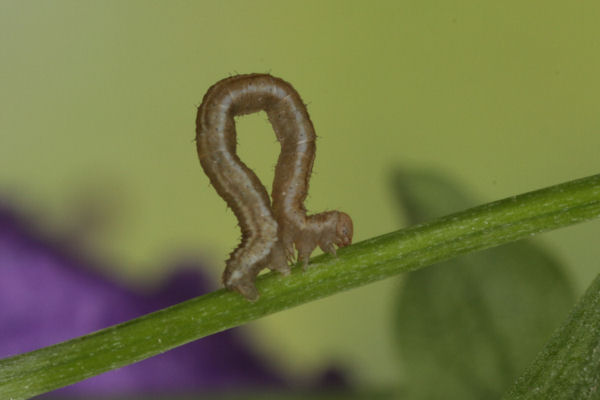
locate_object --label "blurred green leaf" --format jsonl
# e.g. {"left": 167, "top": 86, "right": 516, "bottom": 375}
{"left": 503, "top": 273, "right": 600, "bottom": 399}
{"left": 391, "top": 169, "right": 576, "bottom": 399}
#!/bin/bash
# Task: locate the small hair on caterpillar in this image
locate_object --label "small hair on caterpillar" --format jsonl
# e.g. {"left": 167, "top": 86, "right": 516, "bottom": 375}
{"left": 195, "top": 73, "right": 353, "bottom": 301}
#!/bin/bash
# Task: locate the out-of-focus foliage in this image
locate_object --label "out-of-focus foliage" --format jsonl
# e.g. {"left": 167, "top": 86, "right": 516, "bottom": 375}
{"left": 391, "top": 170, "right": 575, "bottom": 399}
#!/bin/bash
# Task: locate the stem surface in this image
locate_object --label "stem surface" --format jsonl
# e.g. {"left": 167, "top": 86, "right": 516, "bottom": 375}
{"left": 1, "top": 174, "right": 599, "bottom": 399}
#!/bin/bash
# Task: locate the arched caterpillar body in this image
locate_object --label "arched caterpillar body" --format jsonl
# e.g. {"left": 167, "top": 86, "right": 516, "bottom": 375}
{"left": 196, "top": 74, "right": 353, "bottom": 301}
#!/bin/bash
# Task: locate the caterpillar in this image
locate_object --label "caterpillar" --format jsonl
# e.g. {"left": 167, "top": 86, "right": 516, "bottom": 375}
{"left": 196, "top": 74, "right": 353, "bottom": 301}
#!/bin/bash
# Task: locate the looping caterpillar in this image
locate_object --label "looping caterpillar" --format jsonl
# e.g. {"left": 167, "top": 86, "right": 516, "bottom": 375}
{"left": 195, "top": 74, "right": 353, "bottom": 301}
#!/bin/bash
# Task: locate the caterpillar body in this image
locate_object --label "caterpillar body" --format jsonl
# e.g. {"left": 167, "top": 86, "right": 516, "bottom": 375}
{"left": 196, "top": 74, "right": 353, "bottom": 300}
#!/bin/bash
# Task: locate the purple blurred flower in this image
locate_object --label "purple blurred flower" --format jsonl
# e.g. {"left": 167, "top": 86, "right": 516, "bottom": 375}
{"left": 0, "top": 201, "right": 288, "bottom": 395}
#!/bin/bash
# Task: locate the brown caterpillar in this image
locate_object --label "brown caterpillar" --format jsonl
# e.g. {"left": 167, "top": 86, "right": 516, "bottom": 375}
{"left": 195, "top": 74, "right": 353, "bottom": 301}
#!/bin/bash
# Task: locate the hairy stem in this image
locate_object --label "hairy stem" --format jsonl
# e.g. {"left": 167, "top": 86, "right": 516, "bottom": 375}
{"left": 1, "top": 174, "right": 599, "bottom": 399}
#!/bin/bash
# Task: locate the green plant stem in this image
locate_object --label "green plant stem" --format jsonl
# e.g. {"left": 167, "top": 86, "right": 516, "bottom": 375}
{"left": 1, "top": 174, "right": 599, "bottom": 399}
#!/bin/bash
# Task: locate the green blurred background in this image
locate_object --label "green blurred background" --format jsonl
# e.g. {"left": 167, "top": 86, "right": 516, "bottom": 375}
{"left": 1, "top": 0, "right": 599, "bottom": 391}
